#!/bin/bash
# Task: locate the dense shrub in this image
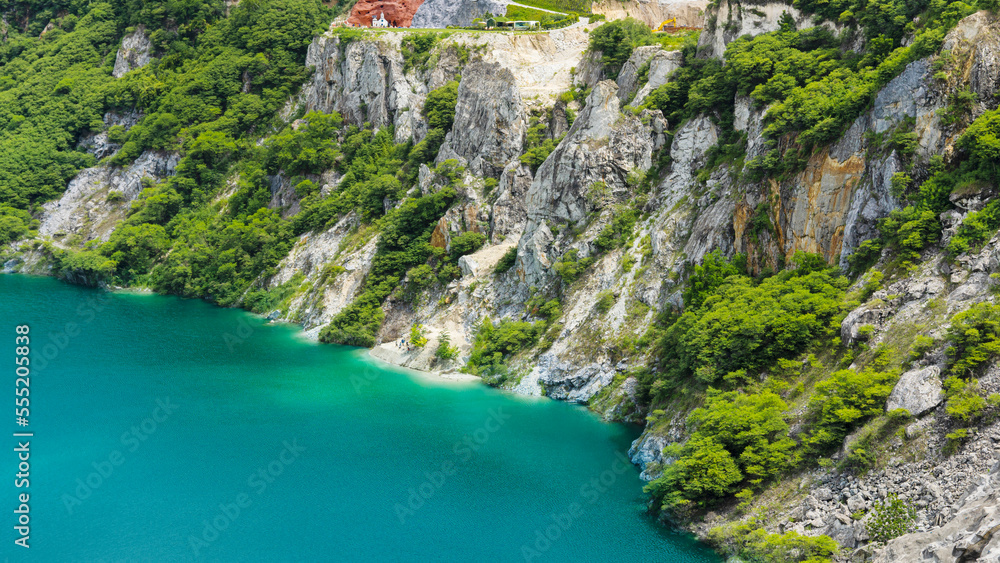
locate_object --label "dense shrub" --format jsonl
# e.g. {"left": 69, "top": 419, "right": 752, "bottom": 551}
{"left": 291, "top": 127, "right": 410, "bottom": 234}
{"left": 449, "top": 231, "right": 486, "bottom": 260}
{"left": 0, "top": 207, "right": 37, "bottom": 245}
{"left": 401, "top": 33, "right": 441, "bottom": 73}
{"left": 595, "top": 290, "right": 615, "bottom": 314}
{"left": 647, "top": 390, "right": 797, "bottom": 509}
{"left": 587, "top": 18, "right": 657, "bottom": 78}
{"left": 465, "top": 318, "right": 540, "bottom": 374}
{"left": 653, "top": 255, "right": 847, "bottom": 394}
{"left": 424, "top": 81, "right": 460, "bottom": 132}
{"left": 243, "top": 273, "right": 304, "bottom": 314}
{"left": 707, "top": 520, "right": 839, "bottom": 563}
{"left": 519, "top": 119, "right": 563, "bottom": 172}
{"left": 56, "top": 248, "right": 117, "bottom": 284}
{"left": 435, "top": 332, "right": 460, "bottom": 361}
{"left": 946, "top": 302, "right": 1000, "bottom": 377}
{"left": 0, "top": 4, "right": 117, "bottom": 211}
{"left": 594, "top": 209, "right": 638, "bottom": 251}
{"left": 940, "top": 303, "right": 1000, "bottom": 422}
{"left": 867, "top": 494, "right": 916, "bottom": 545}
{"left": 803, "top": 368, "right": 898, "bottom": 453}
{"left": 495, "top": 246, "right": 518, "bottom": 274}
{"left": 146, "top": 207, "right": 293, "bottom": 305}
{"left": 682, "top": 250, "right": 742, "bottom": 310}
{"left": 553, "top": 248, "right": 595, "bottom": 284}
{"left": 265, "top": 111, "right": 343, "bottom": 176}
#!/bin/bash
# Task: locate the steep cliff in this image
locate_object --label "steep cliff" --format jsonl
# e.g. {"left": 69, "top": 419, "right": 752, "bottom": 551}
{"left": 517, "top": 80, "right": 665, "bottom": 286}
{"left": 411, "top": 0, "right": 509, "bottom": 28}
{"left": 293, "top": 33, "right": 428, "bottom": 143}
{"left": 112, "top": 25, "right": 153, "bottom": 78}
{"left": 435, "top": 61, "right": 528, "bottom": 178}
{"left": 592, "top": 0, "right": 709, "bottom": 29}
{"left": 11, "top": 4, "right": 1000, "bottom": 562}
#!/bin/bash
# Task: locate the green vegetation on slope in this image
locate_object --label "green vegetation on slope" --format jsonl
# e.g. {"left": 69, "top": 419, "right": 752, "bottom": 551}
{"left": 850, "top": 105, "right": 1000, "bottom": 274}
{"left": 503, "top": 0, "right": 591, "bottom": 15}
{"left": 587, "top": 17, "right": 693, "bottom": 78}
{"left": 0, "top": 0, "right": 487, "bottom": 354}
{"left": 0, "top": 3, "right": 127, "bottom": 235}
{"left": 650, "top": 253, "right": 848, "bottom": 395}
{"left": 634, "top": 253, "right": 906, "bottom": 560}
{"left": 638, "top": 0, "right": 982, "bottom": 184}
{"left": 0, "top": 0, "right": 340, "bottom": 241}
{"left": 4, "top": 0, "right": 467, "bottom": 347}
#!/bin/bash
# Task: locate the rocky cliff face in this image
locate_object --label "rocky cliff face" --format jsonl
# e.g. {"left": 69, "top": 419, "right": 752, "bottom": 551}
{"left": 264, "top": 25, "right": 596, "bottom": 336}
{"left": 411, "top": 0, "right": 509, "bottom": 28}
{"left": 725, "top": 9, "right": 1000, "bottom": 273}
{"left": 435, "top": 61, "right": 528, "bottom": 178}
{"left": 698, "top": 0, "right": 845, "bottom": 59}
{"left": 17, "top": 8, "right": 1000, "bottom": 562}
{"left": 113, "top": 25, "right": 152, "bottom": 78}
{"left": 265, "top": 214, "right": 379, "bottom": 337}
{"left": 517, "top": 80, "right": 666, "bottom": 286}
{"left": 294, "top": 33, "right": 428, "bottom": 143}
{"left": 592, "top": 0, "right": 708, "bottom": 29}
{"left": 38, "top": 151, "right": 179, "bottom": 246}
{"left": 289, "top": 24, "right": 594, "bottom": 145}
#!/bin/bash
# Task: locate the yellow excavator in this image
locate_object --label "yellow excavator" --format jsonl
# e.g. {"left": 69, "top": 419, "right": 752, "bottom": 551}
{"left": 656, "top": 18, "right": 677, "bottom": 32}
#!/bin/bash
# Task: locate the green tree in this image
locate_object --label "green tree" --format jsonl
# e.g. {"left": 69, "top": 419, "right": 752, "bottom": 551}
{"left": 867, "top": 494, "right": 916, "bottom": 545}
{"left": 647, "top": 390, "right": 796, "bottom": 509}
{"left": 424, "top": 81, "right": 459, "bottom": 132}
{"left": 587, "top": 17, "right": 655, "bottom": 78}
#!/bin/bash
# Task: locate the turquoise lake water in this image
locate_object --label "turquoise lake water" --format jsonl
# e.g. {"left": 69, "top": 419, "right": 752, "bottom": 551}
{"left": 0, "top": 274, "right": 720, "bottom": 562}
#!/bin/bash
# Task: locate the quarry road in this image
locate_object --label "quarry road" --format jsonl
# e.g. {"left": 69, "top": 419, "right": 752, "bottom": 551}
{"left": 506, "top": 2, "right": 569, "bottom": 15}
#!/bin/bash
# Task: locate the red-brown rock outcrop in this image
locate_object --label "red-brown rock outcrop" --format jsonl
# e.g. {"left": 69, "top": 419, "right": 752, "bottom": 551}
{"left": 347, "top": 0, "right": 425, "bottom": 27}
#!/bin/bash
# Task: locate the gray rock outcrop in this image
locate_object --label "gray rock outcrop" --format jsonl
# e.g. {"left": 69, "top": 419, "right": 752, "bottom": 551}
{"left": 436, "top": 61, "right": 527, "bottom": 178}
{"left": 616, "top": 46, "right": 662, "bottom": 102}
{"left": 632, "top": 49, "right": 683, "bottom": 105}
{"left": 266, "top": 214, "right": 378, "bottom": 337}
{"left": 886, "top": 366, "right": 944, "bottom": 417}
{"left": 628, "top": 434, "right": 669, "bottom": 480}
{"left": 113, "top": 25, "right": 153, "bottom": 78}
{"left": 38, "top": 151, "right": 179, "bottom": 244}
{"left": 412, "top": 0, "right": 509, "bottom": 28}
{"left": 517, "top": 80, "right": 665, "bottom": 285}
{"left": 490, "top": 161, "right": 532, "bottom": 243}
{"left": 297, "top": 34, "right": 426, "bottom": 143}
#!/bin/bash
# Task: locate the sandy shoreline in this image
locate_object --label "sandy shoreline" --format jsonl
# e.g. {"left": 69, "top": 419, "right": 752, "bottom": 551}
{"left": 368, "top": 342, "right": 480, "bottom": 382}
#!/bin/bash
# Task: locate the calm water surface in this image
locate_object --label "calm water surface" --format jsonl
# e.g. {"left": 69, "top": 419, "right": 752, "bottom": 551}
{"left": 1, "top": 274, "right": 720, "bottom": 562}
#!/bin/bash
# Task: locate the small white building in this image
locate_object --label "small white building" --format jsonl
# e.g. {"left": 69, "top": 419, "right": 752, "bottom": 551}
{"left": 372, "top": 12, "right": 389, "bottom": 27}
